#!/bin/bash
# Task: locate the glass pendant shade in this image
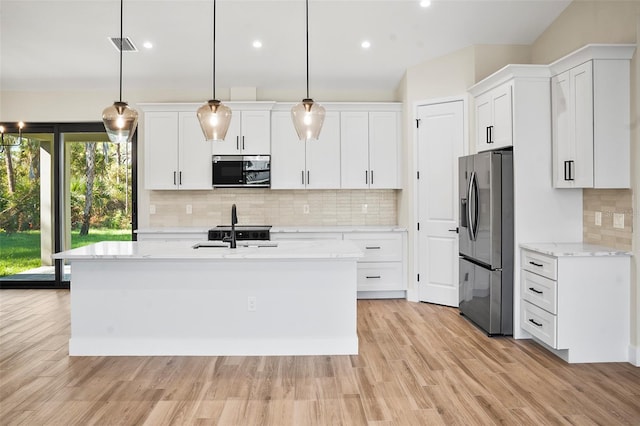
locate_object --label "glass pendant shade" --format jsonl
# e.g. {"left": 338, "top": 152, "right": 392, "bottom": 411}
{"left": 197, "top": 100, "right": 232, "bottom": 141}
{"left": 102, "top": 101, "right": 139, "bottom": 143}
{"left": 291, "top": 98, "right": 326, "bottom": 141}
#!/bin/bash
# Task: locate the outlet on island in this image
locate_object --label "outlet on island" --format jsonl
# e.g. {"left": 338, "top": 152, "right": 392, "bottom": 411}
{"left": 247, "top": 296, "right": 257, "bottom": 312}
{"left": 186, "top": 204, "right": 192, "bottom": 215}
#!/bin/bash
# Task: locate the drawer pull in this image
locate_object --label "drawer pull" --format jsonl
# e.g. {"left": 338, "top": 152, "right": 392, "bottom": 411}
{"left": 528, "top": 287, "right": 543, "bottom": 295}
{"left": 365, "top": 246, "right": 381, "bottom": 250}
{"left": 528, "top": 318, "right": 543, "bottom": 327}
{"left": 529, "top": 261, "right": 543, "bottom": 267}
{"left": 365, "top": 275, "right": 381, "bottom": 279}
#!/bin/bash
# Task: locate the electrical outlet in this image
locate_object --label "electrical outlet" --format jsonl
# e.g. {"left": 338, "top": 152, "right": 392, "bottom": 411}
{"left": 247, "top": 296, "right": 257, "bottom": 312}
{"left": 613, "top": 213, "right": 624, "bottom": 229}
{"left": 362, "top": 204, "right": 368, "bottom": 214}
{"left": 595, "top": 211, "right": 602, "bottom": 226}
{"left": 149, "top": 204, "right": 156, "bottom": 215}
{"left": 303, "top": 204, "right": 310, "bottom": 214}
{"left": 186, "top": 204, "right": 192, "bottom": 214}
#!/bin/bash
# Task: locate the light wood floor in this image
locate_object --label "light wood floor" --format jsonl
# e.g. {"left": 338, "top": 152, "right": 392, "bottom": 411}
{"left": 0, "top": 290, "right": 638, "bottom": 425}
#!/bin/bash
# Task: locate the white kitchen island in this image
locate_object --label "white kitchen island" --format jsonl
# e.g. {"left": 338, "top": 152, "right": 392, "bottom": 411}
{"left": 53, "top": 240, "right": 362, "bottom": 356}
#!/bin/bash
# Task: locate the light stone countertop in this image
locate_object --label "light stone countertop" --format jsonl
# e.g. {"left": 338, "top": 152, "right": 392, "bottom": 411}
{"left": 135, "top": 226, "right": 407, "bottom": 234}
{"left": 52, "top": 240, "right": 364, "bottom": 261}
{"left": 520, "top": 242, "right": 632, "bottom": 257}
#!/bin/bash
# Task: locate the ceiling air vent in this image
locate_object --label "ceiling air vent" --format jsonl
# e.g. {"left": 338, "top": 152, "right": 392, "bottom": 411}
{"left": 109, "top": 37, "right": 137, "bottom": 52}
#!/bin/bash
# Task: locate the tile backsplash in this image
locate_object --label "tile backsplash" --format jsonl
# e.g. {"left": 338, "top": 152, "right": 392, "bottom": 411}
{"left": 148, "top": 189, "right": 398, "bottom": 227}
{"left": 583, "top": 188, "right": 633, "bottom": 251}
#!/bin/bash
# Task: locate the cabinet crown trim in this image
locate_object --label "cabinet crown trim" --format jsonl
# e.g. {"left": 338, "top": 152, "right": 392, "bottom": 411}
{"left": 468, "top": 64, "right": 550, "bottom": 96}
{"left": 548, "top": 44, "right": 636, "bottom": 76}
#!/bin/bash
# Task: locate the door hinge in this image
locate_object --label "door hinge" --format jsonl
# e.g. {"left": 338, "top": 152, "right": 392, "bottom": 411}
{"left": 417, "top": 222, "right": 420, "bottom": 231}
{"left": 416, "top": 118, "right": 421, "bottom": 128}
{"left": 417, "top": 274, "right": 420, "bottom": 282}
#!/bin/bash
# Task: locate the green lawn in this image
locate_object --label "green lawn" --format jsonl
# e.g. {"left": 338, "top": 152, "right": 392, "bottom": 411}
{"left": 0, "top": 229, "right": 131, "bottom": 277}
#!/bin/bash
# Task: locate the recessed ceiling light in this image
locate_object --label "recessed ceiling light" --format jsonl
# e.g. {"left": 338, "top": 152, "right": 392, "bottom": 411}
{"left": 253, "top": 40, "right": 262, "bottom": 49}
{"left": 361, "top": 40, "right": 371, "bottom": 49}
{"left": 420, "top": 0, "right": 431, "bottom": 7}
{"left": 143, "top": 41, "right": 153, "bottom": 49}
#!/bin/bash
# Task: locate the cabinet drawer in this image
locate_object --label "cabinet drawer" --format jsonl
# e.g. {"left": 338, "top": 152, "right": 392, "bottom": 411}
{"left": 357, "top": 263, "right": 403, "bottom": 291}
{"left": 521, "top": 249, "right": 557, "bottom": 280}
{"left": 521, "top": 270, "right": 557, "bottom": 314}
{"left": 345, "top": 233, "right": 403, "bottom": 262}
{"left": 521, "top": 301, "right": 557, "bottom": 348}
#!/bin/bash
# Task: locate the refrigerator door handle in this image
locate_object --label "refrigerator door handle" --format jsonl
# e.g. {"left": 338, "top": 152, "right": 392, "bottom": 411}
{"left": 468, "top": 171, "right": 479, "bottom": 241}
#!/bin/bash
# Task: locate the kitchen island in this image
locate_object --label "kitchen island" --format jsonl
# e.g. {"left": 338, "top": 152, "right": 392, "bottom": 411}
{"left": 53, "top": 240, "right": 362, "bottom": 356}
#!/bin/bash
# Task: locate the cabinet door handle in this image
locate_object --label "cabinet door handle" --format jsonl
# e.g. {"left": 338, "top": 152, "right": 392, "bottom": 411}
{"left": 487, "top": 125, "right": 494, "bottom": 143}
{"left": 564, "top": 160, "right": 574, "bottom": 181}
{"left": 365, "top": 170, "right": 368, "bottom": 184}
{"left": 307, "top": 170, "right": 310, "bottom": 185}
{"left": 365, "top": 246, "right": 381, "bottom": 250}
{"left": 529, "top": 261, "right": 543, "bottom": 267}
{"left": 371, "top": 170, "right": 374, "bottom": 185}
{"left": 173, "top": 171, "right": 177, "bottom": 185}
{"left": 236, "top": 136, "right": 240, "bottom": 150}
{"left": 528, "top": 287, "right": 543, "bottom": 295}
{"left": 242, "top": 136, "right": 245, "bottom": 150}
{"left": 179, "top": 171, "right": 182, "bottom": 185}
{"left": 365, "top": 275, "right": 381, "bottom": 279}
{"left": 528, "top": 318, "right": 543, "bottom": 327}
{"left": 301, "top": 170, "right": 305, "bottom": 185}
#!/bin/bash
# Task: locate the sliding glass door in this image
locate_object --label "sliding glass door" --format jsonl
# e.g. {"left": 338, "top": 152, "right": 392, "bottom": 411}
{"left": 0, "top": 122, "right": 137, "bottom": 288}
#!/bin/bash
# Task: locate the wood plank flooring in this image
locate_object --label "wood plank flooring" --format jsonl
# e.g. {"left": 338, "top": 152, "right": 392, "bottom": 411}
{"left": 1, "top": 289, "right": 639, "bottom": 425}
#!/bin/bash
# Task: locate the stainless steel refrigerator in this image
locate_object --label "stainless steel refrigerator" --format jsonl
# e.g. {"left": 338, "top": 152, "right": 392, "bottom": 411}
{"left": 458, "top": 149, "right": 513, "bottom": 335}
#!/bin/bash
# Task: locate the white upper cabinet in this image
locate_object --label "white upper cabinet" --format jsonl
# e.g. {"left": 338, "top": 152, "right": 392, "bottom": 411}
{"left": 143, "top": 108, "right": 212, "bottom": 190}
{"left": 549, "top": 45, "right": 635, "bottom": 189}
{"left": 270, "top": 110, "right": 340, "bottom": 189}
{"left": 474, "top": 82, "right": 513, "bottom": 152}
{"left": 340, "top": 110, "right": 401, "bottom": 189}
{"left": 212, "top": 106, "right": 272, "bottom": 155}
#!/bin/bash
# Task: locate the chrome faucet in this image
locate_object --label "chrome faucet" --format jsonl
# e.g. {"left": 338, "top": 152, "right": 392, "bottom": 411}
{"left": 230, "top": 204, "right": 238, "bottom": 249}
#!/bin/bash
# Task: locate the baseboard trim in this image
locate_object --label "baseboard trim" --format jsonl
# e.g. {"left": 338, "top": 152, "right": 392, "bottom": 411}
{"left": 629, "top": 344, "right": 640, "bottom": 367}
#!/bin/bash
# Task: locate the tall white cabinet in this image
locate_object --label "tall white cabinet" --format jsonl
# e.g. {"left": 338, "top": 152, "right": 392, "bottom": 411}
{"left": 549, "top": 44, "right": 635, "bottom": 188}
{"left": 468, "top": 65, "right": 583, "bottom": 339}
{"left": 142, "top": 104, "right": 213, "bottom": 190}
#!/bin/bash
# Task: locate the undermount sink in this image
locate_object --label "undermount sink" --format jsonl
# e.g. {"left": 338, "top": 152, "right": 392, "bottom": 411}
{"left": 192, "top": 241, "right": 278, "bottom": 249}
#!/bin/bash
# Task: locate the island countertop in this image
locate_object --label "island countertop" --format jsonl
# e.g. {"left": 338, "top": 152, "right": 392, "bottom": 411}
{"left": 53, "top": 239, "right": 363, "bottom": 261}
{"left": 520, "top": 242, "right": 632, "bottom": 257}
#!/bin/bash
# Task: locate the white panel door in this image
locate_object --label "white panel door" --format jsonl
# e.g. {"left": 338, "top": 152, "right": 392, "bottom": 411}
{"left": 270, "top": 111, "right": 306, "bottom": 189}
{"left": 417, "top": 101, "right": 464, "bottom": 306}
{"left": 306, "top": 112, "right": 341, "bottom": 189}
{"left": 571, "top": 61, "right": 594, "bottom": 187}
{"left": 144, "top": 111, "right": 179, "bottom": 190}
{"left": 369, "top": 111, "right": 400, "bottom": 189}
{"left": 552, "top": 70, "right": 572, "bottom": 187}
{"left": 240, "top": 110, "right": 271, "bottom": 154}
{"left": 212, "top": 112, "right": 241, "bottom": 155}
{"left": 340, "top": 111, "right": 369, "bottom": 188}
{"left": 178, "top": 112, "right": 213, "bottom": 190}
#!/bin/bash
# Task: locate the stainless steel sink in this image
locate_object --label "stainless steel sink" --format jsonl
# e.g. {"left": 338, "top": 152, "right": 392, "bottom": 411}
{"left": 192, "top": 241, "right": 278, "bottom": 249}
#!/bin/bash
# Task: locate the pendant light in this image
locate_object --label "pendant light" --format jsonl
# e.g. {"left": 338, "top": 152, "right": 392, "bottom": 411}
{"left": 291, "top": 0, "right": 325, "bottom": 141}
{"left": 197, "top": 0, "right": 232, "bottom": 141}
{"left": 102, "top": 0, "right": 138, "bottom": 143}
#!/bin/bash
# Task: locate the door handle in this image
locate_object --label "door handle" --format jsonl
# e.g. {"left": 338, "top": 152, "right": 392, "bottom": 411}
{"left": 236, "top": 136, "right": 239, "bottom": 150}
{"left": 371, "top": 170, "right": 374, "bottom": 185}
{"left": 365, "top": 170, "right": 368, "bottom": 184}
{"left": 301, "top": 170, "right": 305, "bottom": 185}
{"left": 448, "top": 228, "right": 459, "bottom": 233}
{"left": 242, "top": 136, "right": 245, "bottom": 150}
{"left": 564, "top": 160, "right": 574, "bottom": 181}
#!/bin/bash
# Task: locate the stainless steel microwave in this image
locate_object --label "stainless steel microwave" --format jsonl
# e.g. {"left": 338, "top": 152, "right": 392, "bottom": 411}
{"left": 212, "top": 155, "right": 270, "bottom": 188}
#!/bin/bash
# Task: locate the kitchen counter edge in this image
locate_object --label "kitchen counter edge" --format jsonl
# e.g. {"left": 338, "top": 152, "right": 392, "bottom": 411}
{"left": 520, "top": 242, "right": 632, "bottom": 257}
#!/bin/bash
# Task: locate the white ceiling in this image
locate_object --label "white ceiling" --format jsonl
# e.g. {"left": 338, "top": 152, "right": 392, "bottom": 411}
{"left": 1, "top": 0, "right": 571, "bottom": 96}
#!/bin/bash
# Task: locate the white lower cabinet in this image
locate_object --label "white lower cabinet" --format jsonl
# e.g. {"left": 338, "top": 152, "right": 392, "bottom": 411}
{"left": 343, "top": 232, "right": 405, "bottom": 297}
{"left": 520, "top": 246, "right": 630, "bottom": 363}
{"left": 272, "top": 229, "right": 407, "bottom": 298}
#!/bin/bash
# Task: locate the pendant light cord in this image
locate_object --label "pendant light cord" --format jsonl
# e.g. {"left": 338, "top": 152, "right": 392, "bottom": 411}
{"left": 119, "top": 0, "right": 123, "bottom": 103}
{"left": 212, "top": 0, "right": 217, "bottom": 100}
{"left": 305, "top": 0, "right": 309, "bottom": 99}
